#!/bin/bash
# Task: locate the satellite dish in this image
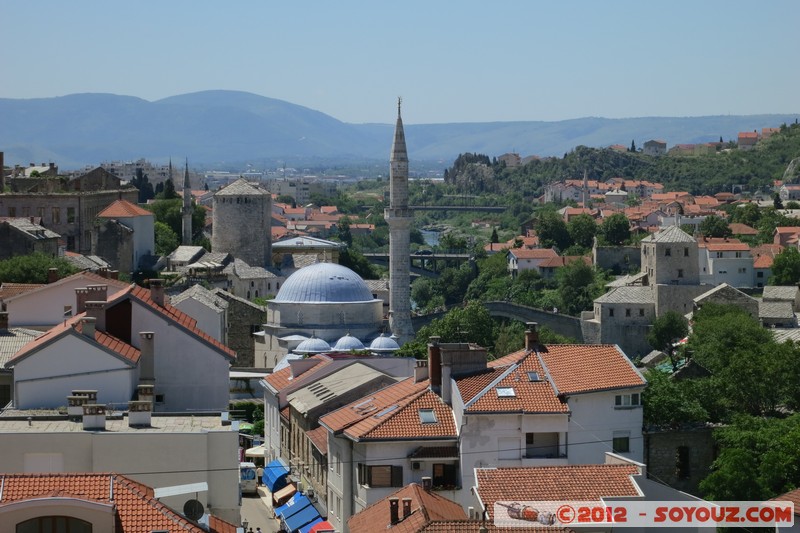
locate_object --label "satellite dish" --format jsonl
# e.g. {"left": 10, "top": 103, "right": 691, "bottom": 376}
{"left": 184, "top": 499, "right": 205, "bottom": 521}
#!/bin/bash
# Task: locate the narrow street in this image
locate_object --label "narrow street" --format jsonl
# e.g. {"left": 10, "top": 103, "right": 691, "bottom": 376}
{"left": 240, "top": 489, "right": 283, "bottom": 533}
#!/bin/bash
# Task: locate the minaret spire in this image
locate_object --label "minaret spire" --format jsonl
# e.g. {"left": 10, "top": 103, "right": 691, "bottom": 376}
{"left": 385, "top": 99, "right": 414, "bottom": 344}
{"left": 181, "top": 158, "right": 192, "bottom": 245}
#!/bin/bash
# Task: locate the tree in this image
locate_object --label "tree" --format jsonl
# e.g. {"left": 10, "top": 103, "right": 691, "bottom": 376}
{"left": 0, "top": 253, "right": 77, "bottom": 283}
{"left": 771, "top": 247, "right": 800, "bottom": 285}
{"left": 698, "top": 215, "right": 731, "bottom": 238}
{"left": 276, "top": 194, "right": 296, "bottom": 208}
{"left": 490, "top": 227, "right": 499, "bottom": 244}
{"left": 642, "top": 369, "right": 708, "bottom": 428}
{"left": 338, "top": 248, "right": 378, "bottom": 280}
{"left": 556, "top": 260, "right": 606, "bottom": 315}
{"left": 567, "top": 213, "right": 598, "bottom": 249}
{"left": 154, "top": 221, "right": 179, "bottom": 256}
{"left": 535, "top": 210, "right": 571, "bottom": 250}
{"left": 629, "top": 140, "right": 636, "bottom": 152}
{"left": 774, "top": 192, "right": 784, "bottom": 210}
{"left": 337, "top": 216, "right": 353, "bottom": 247}
{"left": 647, "top": 311, "right": 688, "bottom": 369}
{"left": 600, "top": 213, "right": 631, "bottom": 245}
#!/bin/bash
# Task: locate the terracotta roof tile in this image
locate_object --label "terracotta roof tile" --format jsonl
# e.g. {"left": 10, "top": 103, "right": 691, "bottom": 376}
{"left": 538, "top": 344, "right": 645, "bottom": 395}
{"left": 408, "top": 446, "right": 459, "bottom": 459}
{"left": 507, "top": 248, "right": 559, "bottom": 260}
{"left": 418, "top": 521, "right": 568, "bottom": 532}
{"left": 476, "top": 465, "right": 641, "bottom": 520}
{"left": 0, "top": 473, "right": 236, "bottom": 533}
{"left": 754, "top": 255, "right": 774, "bottom": 268}
{"left": 357, "top": 389, "right": 457, "bottom": 440}
{"left": 348, "top": 483, "right": 466, "bottom": 533}
{"left": 307, "top": 425, "right": 329, "bottom": 455}
{"left": 97, "top": 199, "right": 153, "bottom": 218}
{"left": 704, "top": 242, "right": 750, "bottom": 252}
{"left": 729, "top": 222, "right": 758, "bottom": 235}
{"left": 264, "top": 355, "right": 332, "bottom": 392}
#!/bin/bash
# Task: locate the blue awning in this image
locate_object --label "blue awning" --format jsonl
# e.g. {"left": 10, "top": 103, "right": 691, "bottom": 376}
{"left": 276, "top": 494, "right": 311, "bottom": 519}
{"left": 284, "top": 504, "right": 321, "bottom": 532}
{"left": 263, "top": 458, "right": 290, "bottom": 492}
{"left": 299, "top": 517, "right": 324, "bottom": 533}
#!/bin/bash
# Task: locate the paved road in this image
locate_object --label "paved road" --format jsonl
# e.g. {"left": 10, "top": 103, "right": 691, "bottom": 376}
{"left": 240, "top": 488, "right": 283, "bottom": 533}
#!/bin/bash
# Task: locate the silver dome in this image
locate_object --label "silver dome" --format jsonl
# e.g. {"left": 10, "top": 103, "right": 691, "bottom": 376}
{"left": 294, "top": 336, "right": 331, "bottom": 354}
{"left": 274, "top": 263, "right": 375, "bottom": 303}
{"left": 369, "top": 334, "right": 401, "bottom": 353}
{"left": 333, "top": 334, "right": 366, "bottom": 352}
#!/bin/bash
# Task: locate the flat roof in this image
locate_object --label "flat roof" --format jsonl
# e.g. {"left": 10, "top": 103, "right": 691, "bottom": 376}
{"left": 0, "top": 414, "right": 233, "bottom": 434}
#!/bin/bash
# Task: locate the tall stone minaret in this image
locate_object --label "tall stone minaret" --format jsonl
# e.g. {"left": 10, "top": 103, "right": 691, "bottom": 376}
{"left": 385, "top": 98, "right": 414, "bottom": 344}
{"left": 582, "top": 169, "right": 589, "bottom": 207}
{"left": 182, "top": 159, "right": 193, "bottom": 245}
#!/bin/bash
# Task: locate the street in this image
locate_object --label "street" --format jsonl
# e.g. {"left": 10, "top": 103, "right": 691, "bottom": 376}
{"left": 240, "top": 489, "right": 283, "bottom": 533}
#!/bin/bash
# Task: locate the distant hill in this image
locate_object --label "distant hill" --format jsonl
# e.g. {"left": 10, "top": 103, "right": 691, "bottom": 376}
{"left": 0, "top": 90, "right": 797, "bottom": 169}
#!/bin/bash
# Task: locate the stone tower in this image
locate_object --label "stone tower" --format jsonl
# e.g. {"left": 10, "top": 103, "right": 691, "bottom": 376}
{"left": 211, "top": 178, "right": 272, "bottom": 267}
{"left": 384, "top": 99, "right": 414, "bottom": 343}
{"left": 181, "top": 159, "right": 192, "bottom": 245}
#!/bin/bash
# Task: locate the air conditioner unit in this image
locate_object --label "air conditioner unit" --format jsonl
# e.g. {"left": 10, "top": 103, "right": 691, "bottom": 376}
{"left": 411, "top": 462, "right": 421, "bottom": 470}
{"left": 307, "top": 489, "right": 315, "bottom": 499}
{"left": 296, "top": 482, "right": 304, "bottom": 493}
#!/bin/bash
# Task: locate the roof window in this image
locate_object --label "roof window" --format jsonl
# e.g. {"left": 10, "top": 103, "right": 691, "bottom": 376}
{"left": 419, "top": 409, "right": 437, "bottom": 424}
{"left": 496, "top": 387, "right": 516, "bottom": 398}
{"left": 527, "top": 372, "right": 541, "bottom": 382}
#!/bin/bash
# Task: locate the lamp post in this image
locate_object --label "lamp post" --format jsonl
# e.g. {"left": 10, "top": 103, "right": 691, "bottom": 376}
{"left": 242, "top": 519, "right": 249, "bottom": 532}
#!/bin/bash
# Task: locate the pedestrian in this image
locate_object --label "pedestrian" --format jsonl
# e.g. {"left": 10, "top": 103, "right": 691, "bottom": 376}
{"left": 256, "top": 465, "right": 264, "bottom": 487}
{"left": 256, "top": 528, "right": 262, "bottom": 533}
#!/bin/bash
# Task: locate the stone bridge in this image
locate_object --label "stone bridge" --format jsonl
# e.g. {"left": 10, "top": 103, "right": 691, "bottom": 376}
{"left": 410, "top": 300, "right": 584, "bottom": 342}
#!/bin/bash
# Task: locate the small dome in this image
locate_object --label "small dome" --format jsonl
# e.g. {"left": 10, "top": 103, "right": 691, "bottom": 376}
{"left": 294, "top": 336, "right": 331, "bottom": 355}
{"left": 333, "top": 334, "right": 365, "bottom": 352}
{"left": 274, "top": 263, "right": 375, "bottom": 303}
{"left": 369, "top": 334, "right": 401, "bottom": 353}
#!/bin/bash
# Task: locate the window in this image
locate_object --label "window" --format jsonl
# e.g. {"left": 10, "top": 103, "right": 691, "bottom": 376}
{"left": 735, "top": 251, "right": 742, "bottom": 258}
{"left": 16, "top": 517, "right": 92, "bottom": 533}
{"left": 527, "top": 371, "right": 541, "bottom": 382}
{"left": 67, "top": 207, "right": 75, "bottom": 223}
{"left": 665, "top": 247, "right": 671, "bottom": 257}
{"left": 684, "top": 247, "right": 689, "bottom": 257}
{"left": 525, "top": 432, "right": 559, "bottom": 458}
{"left": 609, "top": 308, "right": 614, "bottom": 317}
{"left": 757, "top": 272, "right": 764, "bottom": 278}
{"left": 612, "top": 431, "right": 630, "bottom": 453}
{"left": 615, "top": 393, "right": 640, "bottom": 407}
{"left": 738, "top": 267, "right": 746, "bottom": 274}
{"left": 496, "top": 387, "right": 516, "bottom": 398}
{"left": 52, "top": 207, "right": 60, "bottom": 224}
{"left": 7, "top": 206, "right": 15, "bottom": 217}
{"left": 625, "top": 308, "right": 631, "bottom": 317}
{"left": 419, "top": 409, "right": 437, "bottom": 424}
{"left": 716, "top": 252, "right": 723, "bottom": 258}
{"left": 676, "top": 446, "right": 690, "bottom": 480}
{"left": 639, "top": 308, "right": 645, "bottom": 317}
{"left": 677, "top": 269, "right": 684, "bottom": 278}
{"left": 432, "top": 463, "right": 458, "bottom": 487}
{"left": 357, "top": 464, "right": 402, "bottom": 488}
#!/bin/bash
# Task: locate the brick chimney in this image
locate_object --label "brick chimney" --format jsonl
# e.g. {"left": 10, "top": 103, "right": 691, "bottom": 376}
{"left": 389, "top": 497, "right": 400, "bottom": 525}
{"left": 82, "top": 403, "right": 106, "bottom": 431}
{"left": 86, "top": 284, "right": 107, "bottom": 303}
{"left": 139, "top": 332, "right": 155, "bottom": 382}
{"left": 108, "top": 270, "right": 120, "bottom": 280}
{"left": 401, "top": 498, "right": 412, "bottom": 520}
{"left": 47, "top": 267, "right": 59, "bottom": 284}
{"left": 421, "top": 476, "right": 432, "bottom": 492}
{"left": 525, "top": 322, "right": 539, "bottom": 351}
{"left": 75, "top": 288, "right": 89, "bottom": 314}
{"left": 85, "top": 301, "right": 106, "bottom": 332}
{"left": 80, "top": 316, "right": 96, "bottom": 339}
{"left": 428, "top": 337, "right": 441, "bottom": 394}
{"left": 0, "top": 311, "right": 8, "bottom": 332}
{"left": 149, "top": 279, "right": 165, "bottom": 307}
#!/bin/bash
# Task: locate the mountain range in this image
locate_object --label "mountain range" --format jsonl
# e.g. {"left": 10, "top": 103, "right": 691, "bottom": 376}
{"left": 1, "top": 90, "right": 798, "bottom": 170}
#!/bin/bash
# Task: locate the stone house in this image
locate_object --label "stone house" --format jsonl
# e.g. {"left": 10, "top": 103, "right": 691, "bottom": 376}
{"left": 643, "top": 140, "right": 667, "bottom": 156}
{"left": 171, "top": 284, "right": 228, "bottom": 343}
{"left": 697, "top": 239, "right": 754, "bottom": 287}
{"left": 93, "top": 199, "right": 155, "bottom": 273}
{"left": 213, "top": 288, "right": 267, "bottom": 369}
{"left": 0, "top": 217, "right": 60, "bottom": 260}
{"left": 506, "top": 248, "right": 559, "bottom": 277}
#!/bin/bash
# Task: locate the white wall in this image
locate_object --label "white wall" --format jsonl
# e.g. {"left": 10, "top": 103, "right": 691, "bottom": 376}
{"left": 567, "top": 389, "right": 644, "bottom": 464}
{"left": 172, "top": 297, "right": 225, "bottom": 342}
{"left": 6, "top": 276, "right": 119, "bottom": 327}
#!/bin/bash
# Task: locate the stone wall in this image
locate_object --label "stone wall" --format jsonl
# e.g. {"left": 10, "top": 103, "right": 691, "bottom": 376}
{"left": 0, "top": 222, "right": 59, "bottom": 260}
{"left": 644, "top": 426, "right": 717, "bottom": 496}
{"left": 93, "top": 219, "right": 134, "bottom": 273}
{"left": 214, "top": 290, "right": 266, "bottom": 369}
{"left": 593, "top": 243, "right": 641, "bottom": 275}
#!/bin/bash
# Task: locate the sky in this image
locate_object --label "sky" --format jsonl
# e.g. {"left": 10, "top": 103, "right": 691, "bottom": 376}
{"left": 1, "top": 1, "right": 798, "bottom": 125}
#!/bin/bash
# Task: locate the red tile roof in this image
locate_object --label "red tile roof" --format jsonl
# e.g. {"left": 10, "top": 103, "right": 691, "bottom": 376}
{"left": 508, "top": 248, "right": 559, "bottom": 260}
{"left": 538, "top": 344, "right": 645, "bottom": 395}
{"left": 348, "top": 482, "right": 467, "bottom": 533}
{"left": 0, "top": 282, "right": 45, "bottom": 299}
{"left": 754, "top": 255, "right": 774, "bottom": 269}
{"left": 356, "top": 388, "right": 458, "bottom": 441}
{"left": 475, "top": 465, "right": 641, "bottom": 520}
{"left": 418, "top": 521, "right": 567, "bottom": 532}
{"left": 97, "top": 199, "right": 153, "bottom": 218}
{"left": 704, "top": 242, "right": 750, "bottom": 252}
{"left": 729, "top": 222, "right": 758, "bottom": 235}
{"left": 264, "top": 355, "right": 332, "bottom": 392}
{"left": 0, "top": 473, "right": 236, "bottom": 533}
{"left": 307, "top": 425, "right": 329, "bottom": 455}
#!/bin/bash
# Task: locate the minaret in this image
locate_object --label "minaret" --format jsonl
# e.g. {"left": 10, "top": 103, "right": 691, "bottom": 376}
{"left": 182, "top": 158, "right": 192, "bottom": 245}
{"left": 385, "top": 98, "right": 414, "bottom": 343}
{"left": 582, "top": 169, "right": 589, "bottom": 207}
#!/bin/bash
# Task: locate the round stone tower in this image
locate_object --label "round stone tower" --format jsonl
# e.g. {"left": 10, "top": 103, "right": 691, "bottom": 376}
{"left": 211, "top": 178, "right": 272, "bottom": 267}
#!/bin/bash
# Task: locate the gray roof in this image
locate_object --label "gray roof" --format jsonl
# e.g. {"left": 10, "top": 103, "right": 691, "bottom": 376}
{"left": 762, "top": 286, "right": 799, "bottom": 301}
{"left": 642, "top": 225, "right": 696, "bottom": 243}
{"left": 0, "top": 414, "right": 229, "bottom": 432}
{"left": 294, "top": 336, "right": 331, "bottom": 354}
{"left": 171, "top": 284, "right": 228, "bottom": 312}
{"left": 287, "top": 363, "right": 390, "bottom": 414}
{"left": 759, "top": 301, "right": 795, "bottom": 320}
{"left": 274, "top": 262, "right": 375, "bottom": 303}
{"left": 212, "top": 288, "right": 267, "bottom": 311}
{"left": 272, "top": 236, "right": 344, "bottom": 250}
{"left": 365, "top": 279, "right": 390, "bottom": 292}
{"left": 64, "top": 253, "right": 111, "bottom": 271}
{"left": 214, "top": 178, "right": 270, "bottom": 196}
{"left": 594, "top": 286, "right": 655, "bottom": 305}
{"left": 168, "top": 246, "right": 206, "bottom": 263}
{"left": 772, "top": 328, "right": 800, "bottom": 343}
{"left": 3, "top": 218, "right": 60, "bottom": 240}
{"left": 693, "top": 283, "right": 754, "bottom": 304}
{"left": 0, "top": 328, "right": 42, "bottom": 368}
{"left": 369, "top": 334, "right": 401, "bottom": 353}
{"left": 223, "top": 258, "right": 279, "bottom": 280}
{"left": 640, "top": 350, "right": 668, "bottom": 367}
{"left": 332, "top": 334, "right": 365, "bottom": 351}
{"left": 606, "top": 272, "right": 647, "bottom": 288}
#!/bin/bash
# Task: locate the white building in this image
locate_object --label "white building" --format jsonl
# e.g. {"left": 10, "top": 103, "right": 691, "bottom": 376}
{"left": 698, "top": 240, "right": 755, "bottom": 287}
{"left": 171, "top": 284, "right": 229, "bottom": 343}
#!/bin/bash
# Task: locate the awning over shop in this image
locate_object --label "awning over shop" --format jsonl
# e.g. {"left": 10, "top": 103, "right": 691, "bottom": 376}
{"left": 272, "top": 482, "right": 297, "bottom": 507}
{"left": 276, "top": 494, "right": 311, "bottom": 519}
{"left": 308, "top": 520, "right": 335, "bottom": 533}
{"left": 245, "top": 444, "right": 266, "bottom": 458}
{"left": 284, "top": 504, "right": 322, "bottom": 532}
{"left": 263, "top": 458, "right": 290, "bottom": 493}
{"left": 299, "top": 518, "right": 324, "bottom": 533}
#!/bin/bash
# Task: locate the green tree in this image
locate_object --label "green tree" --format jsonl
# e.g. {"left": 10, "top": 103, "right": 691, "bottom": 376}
{"left": 158, "top": 178, "right": 179, "bottom": 200}
{"left": 647, "top": 311, "right": 689, "bottom": 364}
{"left": 276, "top": 194, "right": 296, "bottom": 208}
{"left": 774, "top": 192, "right": 784, "bottom": 210}
{"left": 600, "top": 213, "right": 631, "bottom": 245}
{"left": 556, "top": 260, "right": 606, "bottom": 315}
{"left": 337, "top": 216, "right": 353, "bottom": 247}
{"left": 567, "top": 213, "right": 598, "bottom": 249}
{"left": 338, "top": 248, "right": 378, "bottom": 280}
{"left": 642, "top": 369, "right": 709, "bottom": 428}
{"left": 490, "top": 227, "right": 499, "bottom": 244}
{"left": 146, "top": 199, "right": 205, "bottom": 241}
{"left": 535, "top": 210, "right": 571, "bottom": 250}
{"left": 698, "top": 215, "right": 731, "bottom": 238}
{"left": 154, "top": 221, "right": 179, "bottom": 256}
{"left": 0, "top": 253, "right": 77, "bottom": 283}
{"left": 771, "top": 247, "right": 800, "bottom": 285}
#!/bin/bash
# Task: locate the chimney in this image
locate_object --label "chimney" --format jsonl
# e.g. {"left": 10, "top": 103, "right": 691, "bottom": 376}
{"left": 139, "top": 332, "right": 155, "bottom": 382}
{"left": 149, "top": 279, "right": 165, "bottom": 307}
{"left": 0, "top": 311, "right": 8, "bottom": 332}
{"left": 67, "top": 395, "right": 89, "bottom": 420}
{"left": 86, "top": 284, "right": 108, "bottom": 303}
{"left": 80, "top": 316, "right": 96, "bottom": 339}
{"left": 389, "top": 497, "right": 400, "bottom": 525}
{"left": 108, "top": 270, "right": 120, "bottom": 280}
{"left": 413, "top": 359, "right": 429, "bottom": 383}
{"left": 85, "top": 301, "right": 106, "bottom": 332}
{"left": 97, "top": 267, "right": 108, "bottom": 278}
{"left": 137, "top": 384, "right": 154, "bottom": 403}
{"left": 421, "top": 477, "right": 432, "bottom": 492}
{"left": 47, "top": 267, "right": 59, "bottom": 284}
{"left": 82, "top": 403, "right": 106, "bottom": 431}
{"left": 128, "top": 399, "right": 152, "bottom": 427}
{"left": 75, "top": 288, "right": 89, "bottom": 314}
{"left": 401, "top": 498, "right": 412, "bottom": 519}
{"left": 441, "top": 357, "right": 452, "bottom": 405}
{"left": 428, "top": 337, "right": 441, "bottom": 394}
{"left": 525, "top": 322, "right": 539, "bottom": 351}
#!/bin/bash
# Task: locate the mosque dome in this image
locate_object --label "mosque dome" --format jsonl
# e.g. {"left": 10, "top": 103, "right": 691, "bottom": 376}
{"left": 274, "top": 263, "right": 375, "bottom": 303}
{"left": 294, "top": 336, "right": 331, "bottom": 355}
{"left": 333, "top": 334, "right": 366, "bottom": 352}
{"left": 369, "top": 334, "right": 401, "bottom": 354}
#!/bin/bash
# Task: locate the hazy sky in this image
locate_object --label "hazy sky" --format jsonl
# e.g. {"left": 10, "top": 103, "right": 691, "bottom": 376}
{"left": 2, "top": 1, "right": 797, "bottom": 125}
